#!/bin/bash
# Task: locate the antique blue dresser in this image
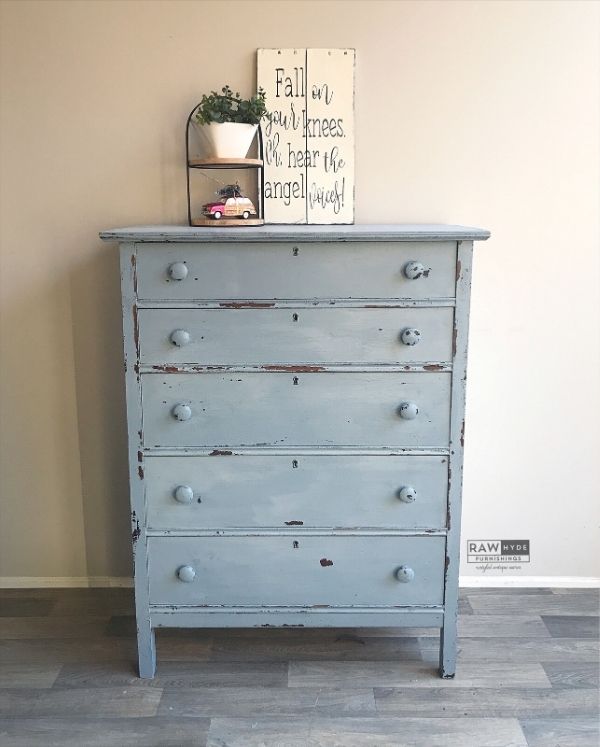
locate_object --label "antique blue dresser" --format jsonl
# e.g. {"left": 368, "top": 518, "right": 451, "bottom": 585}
{"left": 100, "top": 224, "right": 489, "bottom": 678}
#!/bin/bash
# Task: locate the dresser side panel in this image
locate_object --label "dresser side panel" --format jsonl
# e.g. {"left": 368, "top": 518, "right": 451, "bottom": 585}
{"left": 440, "top": 240, "right": 474, "bottom": 677}
{"left": 120, "top": 243, "right": 155, "bottom": 677}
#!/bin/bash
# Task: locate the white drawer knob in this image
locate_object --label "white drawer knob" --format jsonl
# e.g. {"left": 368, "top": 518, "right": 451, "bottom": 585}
{"left": 168, "top": 262, "right": 188, "bottom": 281}
{"left": 177, "top": 565, "right": 196, "bottom": 583}
{"left": 403, "top": 261, "right": 426, "bottom": 280}
{"left": 170, "top": 329, "right": 191, "bottom": 347}
{"left": 172, "top": 403, "right": 192, "bottom": 421}
{"left": 174, "top": 485, "right": 194, "bottom": 504}
{"left": 398, "top": 486, "right": 417, "bottom": 503}
{"left": 398, "top": 401, "right": 419, "bottom": 420}
{"left": 395, "top": 565, "right": 415, "bottom": 583}
{"left": 400, "top": 328, "right": 421, "bottom": 346}
{"left": 400, "top": 327, "right": 421, "bottom": 346}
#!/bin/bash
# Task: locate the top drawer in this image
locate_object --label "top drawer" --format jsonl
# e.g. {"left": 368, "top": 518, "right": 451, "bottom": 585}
{"left": 135, "top": 242, "right": 457, "bottom": 301}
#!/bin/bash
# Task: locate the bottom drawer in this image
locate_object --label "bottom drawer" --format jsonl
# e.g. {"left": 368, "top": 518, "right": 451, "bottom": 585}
{"left": 148, "top": 536, "right": 445, "bottom": 607}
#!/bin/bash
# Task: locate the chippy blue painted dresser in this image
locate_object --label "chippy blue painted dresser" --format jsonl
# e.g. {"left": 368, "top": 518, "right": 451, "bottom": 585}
{"left": 100, "top": 224, "right": 489, "bottom": 679}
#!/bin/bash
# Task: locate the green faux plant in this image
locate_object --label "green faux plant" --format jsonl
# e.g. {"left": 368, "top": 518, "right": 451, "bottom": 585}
{"left": 195, "top": 85, "right": 270, "bottom": 126}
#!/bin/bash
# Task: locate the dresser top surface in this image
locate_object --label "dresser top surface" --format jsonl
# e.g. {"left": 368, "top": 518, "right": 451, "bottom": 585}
{"left": 100, "top": 224, "right": 490, "bottom": 243}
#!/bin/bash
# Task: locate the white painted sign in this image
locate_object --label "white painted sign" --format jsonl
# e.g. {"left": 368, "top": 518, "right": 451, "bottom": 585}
{"left": 257, "top": 48, "right": 355, "bottom": 224}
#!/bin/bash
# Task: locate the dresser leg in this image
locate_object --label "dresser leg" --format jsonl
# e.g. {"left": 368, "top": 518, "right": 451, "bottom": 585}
{"left": 137, "top": 626, "right": 156, "bottom": 679}
{"left": 439, "top": 621, "right": 457, "bottom": 678}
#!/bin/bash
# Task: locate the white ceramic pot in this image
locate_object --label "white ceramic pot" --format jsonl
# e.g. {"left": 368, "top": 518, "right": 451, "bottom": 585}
{"left": 195, "top": 122, "right": 258, "bottom": 159}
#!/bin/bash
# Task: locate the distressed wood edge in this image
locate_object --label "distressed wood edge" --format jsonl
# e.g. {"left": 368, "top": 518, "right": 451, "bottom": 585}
{"left": 141, "top": 447, "right": 451, "bottom": 457}
{"left": 120, "top": 242, "right": 156, "bottom": 678}
{"left": 100, "top": 224, "right": 491, "bottom": 242}
{"left": 135, "top": 299, "right": 458, "bottom": 309}
{"left": 151, "top": 608, "right": 444, "bottom": 629}
{"left": 140, "top": 364, "right": 453, "bottom": 374}
{"left": 440, "top": 239, "right": 474, "bottom": 678}
{"left": 146, "top": 529, "right": 448, "bottom": 537}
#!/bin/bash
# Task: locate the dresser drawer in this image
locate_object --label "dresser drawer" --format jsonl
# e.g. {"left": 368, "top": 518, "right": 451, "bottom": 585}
{"left": 135, "top": 242, "right": 457, "bottom": 301}
{"left": 141, "top": 372, "right": 451, "bottom": 449}
{"left": 139, "top": 307, "right": 454, "bottom": 366}
{"left": 148, "top": 536, "right": 445, "bottom": 607}
{"left": 145, "top": 455, "right": 448, "bottom": 530}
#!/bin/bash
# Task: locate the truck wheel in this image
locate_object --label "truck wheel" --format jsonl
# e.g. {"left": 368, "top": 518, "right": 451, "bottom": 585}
{"left": 213, "top": 211, "right": 222, "bottom": 220}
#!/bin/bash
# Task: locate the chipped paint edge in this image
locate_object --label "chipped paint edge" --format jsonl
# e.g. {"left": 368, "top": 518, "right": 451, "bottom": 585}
{"left": 136, "top": 298, "right": 458, "bottom": 309}
{"left": 141, "top": 363, "right": 453, "bottom": 374}
{"left": 150, "top": 607, "right": 445, "bottom": 629}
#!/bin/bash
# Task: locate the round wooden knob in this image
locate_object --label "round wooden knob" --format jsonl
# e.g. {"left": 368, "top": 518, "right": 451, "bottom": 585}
{"left": 395, "top": 565, "right": 415, "bottom": 583}
{"left": 403, "top": 261, "right": 425, "bottom": 280}
{"left": 173, "top": 485, "right": 194, "bottom": 504}
{"left": 168, "top": 262, "right": 188, "bottom": 281}
{"left": 398, "top": 486, "right": 417, "bottom": 503}
{"left": 177, "top": 565, "right": 196, "bottom": 583}
{"left": 170, "top": 329, "right": 191, "bottom": 347}
{"left": 400, "top": 328, "right": 421, "bottom": 346}
{"left": 398, "top": 401, "right": 419, "bottom": 420}
{"left": 172, "top": 404, "right": 192, "bottom": 421}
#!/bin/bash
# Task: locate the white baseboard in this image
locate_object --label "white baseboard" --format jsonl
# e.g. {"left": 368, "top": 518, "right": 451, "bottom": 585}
{"left": 459, "top": 575, "right": 600, "bottom": 588}
{"left": 0, "top": 577, "right": 133, "bottom": 589}
{"left": 0, "top": 575, "right": 598, "bottom": 589}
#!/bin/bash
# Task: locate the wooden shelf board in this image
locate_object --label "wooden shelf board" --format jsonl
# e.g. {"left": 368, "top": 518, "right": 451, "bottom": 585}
{"left": 191, "top": 218, "right": 265, "bottom": 227}
{"left": 188, "top": 157, "right": 263, "bottom": 169}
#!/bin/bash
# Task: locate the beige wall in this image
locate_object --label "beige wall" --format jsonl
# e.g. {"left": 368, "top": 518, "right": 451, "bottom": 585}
{"left": 1, "top": 0, "right": 598, "bottom": 584}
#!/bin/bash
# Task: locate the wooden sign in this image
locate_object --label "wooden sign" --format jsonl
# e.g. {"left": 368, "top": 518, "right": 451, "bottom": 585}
{"left": 257, "top": 48, "right": 355, "bottom": 224}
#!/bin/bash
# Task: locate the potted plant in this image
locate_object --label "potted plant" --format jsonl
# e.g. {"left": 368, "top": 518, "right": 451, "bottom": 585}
{"left": 194, "top": 85, "right": 270, "bottom": 159}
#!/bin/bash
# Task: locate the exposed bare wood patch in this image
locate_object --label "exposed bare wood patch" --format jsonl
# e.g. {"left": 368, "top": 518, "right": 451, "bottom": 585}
{"left": 219, "top": 301, "right": 276, "bottom": 309}
{"left": 131, "top": 512, "right": 141, "bottom": 546}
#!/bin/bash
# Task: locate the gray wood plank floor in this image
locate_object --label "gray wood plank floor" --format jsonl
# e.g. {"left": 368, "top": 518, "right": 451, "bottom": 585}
{"left": 0, "top": 587, "right": 597, "bottom": 746}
